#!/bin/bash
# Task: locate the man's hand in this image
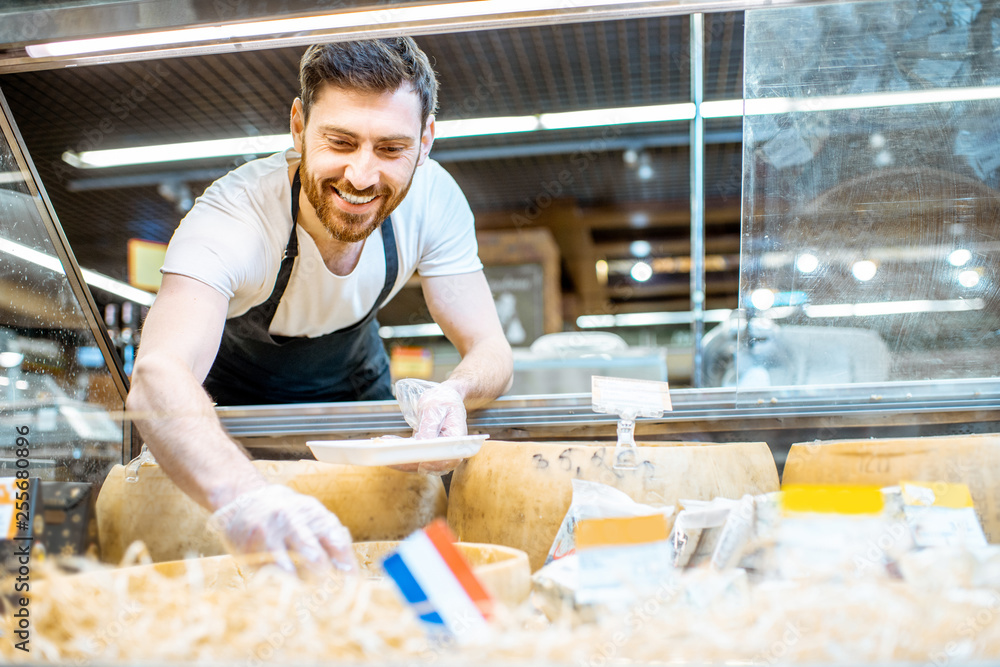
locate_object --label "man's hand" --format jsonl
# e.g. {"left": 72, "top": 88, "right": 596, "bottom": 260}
{"left": 389, "top": 379, "right": 468, "bottom": 474}
{"left": 208, "top": 484, "right": 356, "bottom": 574}
{"left": 414, "top": 382, "right": 467, "bottom": 439}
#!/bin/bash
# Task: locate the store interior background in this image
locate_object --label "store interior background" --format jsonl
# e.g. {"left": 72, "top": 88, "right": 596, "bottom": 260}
{"left": 0, "top": 10, "right": 746, "bottom": 394}
{"left": 0, "top": 1, "right": 997, "bottom": 400}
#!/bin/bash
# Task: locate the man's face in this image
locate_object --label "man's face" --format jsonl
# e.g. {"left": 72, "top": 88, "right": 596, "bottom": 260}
{"left": 292, "top": 83, "right": 434, "bottom": 243}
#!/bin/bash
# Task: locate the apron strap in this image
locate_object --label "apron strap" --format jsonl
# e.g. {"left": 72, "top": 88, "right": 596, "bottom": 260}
{"left": 247, "top": 169, "right": 301, "bottom": 335}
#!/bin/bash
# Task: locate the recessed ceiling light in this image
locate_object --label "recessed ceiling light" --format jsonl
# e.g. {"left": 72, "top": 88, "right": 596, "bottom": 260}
{"left": 750, "top": 288, "right": 775, "bottom": 311}
{"left": 948, "top": 248, "right": 972, "bottom": 267}
{"left": 795, "top": 253, "right": 819, "bottom": 273}
{"left": 630, "top": 240, "right": 652, "bottom": 258}
{"left": 630, "top": 261, "right": 653, "bottom": 282}
{"left": 958, "top": 269, "right": 980, "bottom": 288}
{"left": 852, "top": 260, "right": 877, "bottom": 281}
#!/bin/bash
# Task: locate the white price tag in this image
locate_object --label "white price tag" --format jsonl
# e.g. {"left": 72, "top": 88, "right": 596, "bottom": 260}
{"left": 591, "top": 376, "right": 672, "bottom": 418}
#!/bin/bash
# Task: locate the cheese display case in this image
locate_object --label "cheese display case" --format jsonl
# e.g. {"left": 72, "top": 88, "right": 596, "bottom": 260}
{"left": 1, "top": 0, "right": 1000, "bottom": 665}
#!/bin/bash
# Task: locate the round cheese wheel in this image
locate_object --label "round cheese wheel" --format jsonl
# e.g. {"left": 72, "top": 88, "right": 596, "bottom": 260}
{"left": 96, "top": 460, "right": 447, "bottom": 563}
{"left": 782, "top": 433, "right": 1000, "bottom": 542}
{"left": 447, "top": 440, "right": 780, "bottom": 571}
{"left": 68, "top": 541, "right": 529, "bottom": 607}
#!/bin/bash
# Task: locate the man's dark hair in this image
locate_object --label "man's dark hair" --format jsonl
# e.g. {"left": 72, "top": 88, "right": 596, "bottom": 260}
{"left": 299, "top": 38, "right": 438, "bottom": 130}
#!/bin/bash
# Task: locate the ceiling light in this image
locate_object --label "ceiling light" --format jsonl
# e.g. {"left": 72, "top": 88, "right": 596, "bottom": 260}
{"left": 743, "top": 85, "right": 1000, "bottom": 116}
{"left": 630, "top": 261, "right": 653, "bottom": 282}
{"left": 595, "top": 259, "right": 609, "bottom": 285}
{"left": 958, "top": 270, "right": 981, "bottom": 288}
{"left": 851, "top": 260, "right": 877, "bottom": 281}
{"left": 436, "top": 115, "right": 540, "bottom": 139}
{"left": 637, "top": 162, "right": 655, "bottom": 181}
{"left": 64, "top": 135, "right": 292, "bottom": 169}
{"left": 577, "top": 309, "right": 733, "bottom": 328}
{"left": 795, "top": 253, "right": 818, "bottom": 273}
{"left": 378, "top": 323, "right": 444, "bottom": 339}
{"left": 64, "top": 101, "right": 697, "bottom": 169}
{"left": 0, "top": 238, "right": 155, "bottom": 306}
{"left": 0, "top": 352, "right": 25, "bottom": 369}
{"left": 25, "top": 0, "right": 653, "bottom": 58}
{"left": 701, "top": 99, "right": 744, "bottom": 118}
{"left": 750, "top": 288, "right": 775, "bottom": 311}
{"left": 948, "top": 248, "right": 972, "bottom": 267}
{"left": 805, "top": 298, "right": 984, "bottom": 318}
{"left": 540, "top": 103, "right": 695, "bottom": 130}
{"left": 630, "top": 240, "right": 652, "bottom": 258}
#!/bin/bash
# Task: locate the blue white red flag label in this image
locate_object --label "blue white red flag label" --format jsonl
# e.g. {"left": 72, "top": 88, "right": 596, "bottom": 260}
{"left": 382, "top": 519, "right": 493, "bottom": 642}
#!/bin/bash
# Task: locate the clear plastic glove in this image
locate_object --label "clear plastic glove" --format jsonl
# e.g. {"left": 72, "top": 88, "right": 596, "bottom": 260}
{"left": 207, "top": 484, "right": 356, "bottom": 575}
{"left": 393, "top": 378, "right": 469, "bottom": 474}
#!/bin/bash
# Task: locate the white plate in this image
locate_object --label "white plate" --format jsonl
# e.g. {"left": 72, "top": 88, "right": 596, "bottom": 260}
{"left": 307, "top": 434, "right": 489, "bottom": 467}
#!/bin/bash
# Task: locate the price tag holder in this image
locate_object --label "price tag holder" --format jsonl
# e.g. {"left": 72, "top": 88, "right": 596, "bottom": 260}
{"left": 591, "top": 376, "right": 672, "bottom": 469}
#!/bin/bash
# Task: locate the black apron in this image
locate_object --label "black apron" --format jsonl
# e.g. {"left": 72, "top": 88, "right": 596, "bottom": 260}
{"left": 203, "top": 170, "right": 398, "bottom": 405}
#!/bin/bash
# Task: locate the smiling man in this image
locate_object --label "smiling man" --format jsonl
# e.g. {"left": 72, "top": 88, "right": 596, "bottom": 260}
{"left": 126, "top": 38, "right": 513, "bottom": 572}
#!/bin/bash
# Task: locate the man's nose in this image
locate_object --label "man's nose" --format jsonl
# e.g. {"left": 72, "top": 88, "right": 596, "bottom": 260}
{"left": 343, "top": 149, "right": 379, "bottom": 191}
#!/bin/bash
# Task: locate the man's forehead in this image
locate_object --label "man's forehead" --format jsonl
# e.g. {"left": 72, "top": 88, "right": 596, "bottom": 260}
{"left": 311, "top": 81, "right": 423, "bottom": 125}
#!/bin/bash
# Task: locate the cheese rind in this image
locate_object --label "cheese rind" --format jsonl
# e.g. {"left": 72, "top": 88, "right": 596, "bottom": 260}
{"left": 782, "top": 433, "right": 1000, "bottom": 542}
{"left": 447, "top": 440, "right": 780, "bottom": 571}
{"left": 96, "top": 460, "right": 448, "bottom": 563}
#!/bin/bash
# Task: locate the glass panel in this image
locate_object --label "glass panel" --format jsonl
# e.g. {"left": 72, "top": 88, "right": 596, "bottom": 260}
{"left": 733, "top": 0, "right": 1000, "bottom": 395}
{"left": 0, "top": 116, "right": 125, "bottom": 484}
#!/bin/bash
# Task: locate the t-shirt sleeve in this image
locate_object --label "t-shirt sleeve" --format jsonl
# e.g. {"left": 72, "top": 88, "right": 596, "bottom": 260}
{"left": 415, "top": 162, "right": 483, "bottom": 277}
{"left": 160, "top": 186, "right": 270, "bottom": 300}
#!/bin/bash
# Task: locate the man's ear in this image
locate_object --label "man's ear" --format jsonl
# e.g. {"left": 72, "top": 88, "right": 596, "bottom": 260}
{"left": 417, "top": 115, "right": 435, "bottom": 166}
{"left": 290, "top": 97, "right": 305, "bottom": 153}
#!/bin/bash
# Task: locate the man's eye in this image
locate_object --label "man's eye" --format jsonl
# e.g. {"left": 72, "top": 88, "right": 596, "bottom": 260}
{"left": 382, "top": 146, "right": 404, "bottom": 154}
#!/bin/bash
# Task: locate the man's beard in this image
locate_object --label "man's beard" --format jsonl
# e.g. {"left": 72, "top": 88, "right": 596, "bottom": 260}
{"left": 299, "top": 147, "right": 417, "bottom": 243}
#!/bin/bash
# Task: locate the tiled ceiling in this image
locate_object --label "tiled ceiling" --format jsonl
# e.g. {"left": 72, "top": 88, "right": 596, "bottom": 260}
{"left": 0, "top": 12, "right": 746, "bottom": 311}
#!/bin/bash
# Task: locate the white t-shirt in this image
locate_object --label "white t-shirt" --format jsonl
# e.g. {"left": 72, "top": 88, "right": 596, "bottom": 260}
{"left": 161, "top": 149, "right": 481, "bottom": 338}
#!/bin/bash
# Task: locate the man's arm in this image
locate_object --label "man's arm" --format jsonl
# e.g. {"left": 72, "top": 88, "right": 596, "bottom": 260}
{"left": 127, "top": 272, "right": 266, "bottom": 509}
{"left": 127, "top": 273, "right": 354, "bottom": 571}
{"left": 422, "top": 270, "right": 512, "bottom": 407}
{"left": 413, "top": 270, "right": 512, "bottom": 438}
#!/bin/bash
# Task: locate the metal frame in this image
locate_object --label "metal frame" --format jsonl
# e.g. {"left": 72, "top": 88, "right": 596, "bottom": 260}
{"left": 0, "top": 0, "right": 855, "bottom": 74}
{"left": 689, "top": 12, "right": 707, "bottom": 387}
{"left": 218, "top": 378, "right": 1000, "bottom": 440}
{"left": 0, "top": 86, "right": 132, "bottom": 462}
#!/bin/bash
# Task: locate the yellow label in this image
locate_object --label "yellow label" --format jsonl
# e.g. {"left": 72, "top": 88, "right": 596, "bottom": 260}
{"left": 576, "top": 514, "right": 669, "bottom": 549}
{"left": 781, "top": 484, "right": 884, "bottom": 515}
{"left": 900, "top": 480, "right": 975, "bottom": 509}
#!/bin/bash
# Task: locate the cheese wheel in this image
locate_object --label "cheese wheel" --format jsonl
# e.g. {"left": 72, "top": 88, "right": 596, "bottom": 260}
{"left": 73, "top": 541, "right": 529, "bottom": 607}
{"left": 447, "top": 440, "right": 780, "bottom": 571}
{"left": 96, "top": 460, "right": 447, "bottom": 563}
{"left": 782, "top": 433, "right": 1000, "bottom": 541}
